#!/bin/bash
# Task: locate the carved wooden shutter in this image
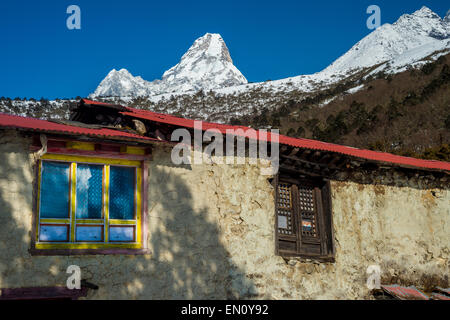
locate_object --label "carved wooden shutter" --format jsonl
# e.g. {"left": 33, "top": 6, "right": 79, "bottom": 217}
{"left": 297, "top": 183, "right": 322, "bottom": 256}
{"left": 276, "top": 182, "right": 299, "bottom": 255}
{"left": 276, "top": 178, "right": 334, "bottom": 261}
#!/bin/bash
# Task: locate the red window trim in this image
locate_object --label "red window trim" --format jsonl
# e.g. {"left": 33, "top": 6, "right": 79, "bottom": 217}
{"left": 108, "top": 225, "right": 136, "bottom": 243}
{"left": 38, "top": 224, "right": 70, "bottom": 242}
{"left": 0, "top": 286, "right": 89, "bottom": 300}
{"left": 30, "top": 136, "right": 153, "bottom": 162}
{"left": 74, "top": 224, "right": 105, "bottom": 243}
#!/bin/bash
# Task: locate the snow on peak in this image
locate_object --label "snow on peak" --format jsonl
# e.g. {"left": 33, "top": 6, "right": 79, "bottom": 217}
{"left": 178, "top": 33, "right": 233, "bottom": 64}
{"left": 445, "top": 10, "right": 450, "bottom": 23}
{"left": 91, "top": 68, "right": 151, "bottom": 97}
{"left": 412, "top": 6, "right": 438, "bottom": 18}
{"left": 91, "top": 33, "right": 247, "bottom": 97}
{"left": 160, "top": 32, "right": 247, "bottom": 93}
{"left": 322, "top": 6, "right": 450, "bottom": 76}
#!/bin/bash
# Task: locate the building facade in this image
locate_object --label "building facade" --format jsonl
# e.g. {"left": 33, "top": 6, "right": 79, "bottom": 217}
{"left": 0, "top": 99, "right": 448, "bottom": 299}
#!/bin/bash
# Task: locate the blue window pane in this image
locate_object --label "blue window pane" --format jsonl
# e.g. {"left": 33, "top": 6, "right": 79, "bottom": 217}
{"left": 39, "top": 225, "right": 69, "bottom": 242}
{"left": 40, "top": 161, "right": 70, "bottom": 218}
{"left": 109, "top": 166, "right": 135, "bottom": 220}
{"left": 76, "top": 225, "right": 103, "bottom": 242}
{"left": 76, "top": 164, "right": 103, "bottom": 219}
{"left": 109, "top": 226, "right": 135, "bottom": 242}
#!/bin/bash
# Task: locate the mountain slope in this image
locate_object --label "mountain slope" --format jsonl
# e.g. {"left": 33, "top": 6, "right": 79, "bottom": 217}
{"left": 323, "top": 6, "right": 450, "bottom": 76}
{"left": 260, "top": 54, "right": 450, "bottom": 161}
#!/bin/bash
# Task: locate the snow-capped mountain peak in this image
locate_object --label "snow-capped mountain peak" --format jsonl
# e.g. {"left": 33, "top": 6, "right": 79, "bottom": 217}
{"left": 445, "top": 9, "right": 450, "bottom": 23}
{"left": 160, "top": 32, "right": 247, "bottom": 93}
{"left": 166, "top": 33, "right": 234, "bottom": 71}
{"left": 91, "top": 68, "right": 151, "bottom": 97}
{"left": 91, "top": 33, "right": 247, "bottom": 97}
{"left": 322, "top": 6, "right": 449, "bottom": 76}
{"left": 396, "top": 6, "right": 449, "bottom": 40}
{"left": 411, "top": 6, "right": 440, "bottom": 18}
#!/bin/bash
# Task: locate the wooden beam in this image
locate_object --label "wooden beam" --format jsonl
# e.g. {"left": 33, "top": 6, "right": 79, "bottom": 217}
{"left": 280, "top": 154, "right": 337, "bottom": 170}
{"left": 288, "top": 147, "right": 300, "bottom": 157}
{"left": 302, "top": 150, "right": 312, "bottom": 160}
{"left": 318, "top": 153, "right": 332, "bottom": 164}
{"left": 327, "top": 154, "right": 342, "bottom": 166}
{"left": 311, "top": 151, "right": 322, "bottom": 162}
{"left": 280, "top": 164, "right": 323, "bottom": 177}
{"left": 280, "top": 145, "right": 289, "bottom": 155}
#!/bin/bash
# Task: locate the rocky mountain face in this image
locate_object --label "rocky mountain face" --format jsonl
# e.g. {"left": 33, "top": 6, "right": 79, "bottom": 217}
{"left": 90, "top": 33, "right": 247, "bottom": 97}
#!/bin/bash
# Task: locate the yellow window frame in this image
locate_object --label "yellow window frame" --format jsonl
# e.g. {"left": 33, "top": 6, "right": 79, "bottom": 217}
{"left": 35, "top": 153, "right": 143, "bottom": 250}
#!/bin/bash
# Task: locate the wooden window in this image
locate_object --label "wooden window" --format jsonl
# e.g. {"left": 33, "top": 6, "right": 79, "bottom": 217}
{"left": 32, "top": 153, "right": 147, "bottom": 254}
{"left": 275, "top": 176, "right": 334, "bottom": 261}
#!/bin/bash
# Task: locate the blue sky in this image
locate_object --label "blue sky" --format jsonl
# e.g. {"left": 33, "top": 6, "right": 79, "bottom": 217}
{"left": 0, "top": 0, "right": 448, "bottom": 99}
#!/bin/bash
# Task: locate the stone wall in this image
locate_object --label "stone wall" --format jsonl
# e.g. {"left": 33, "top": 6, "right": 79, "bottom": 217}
{"left": 0, "top": 130, "right": 448, "bottom": 299}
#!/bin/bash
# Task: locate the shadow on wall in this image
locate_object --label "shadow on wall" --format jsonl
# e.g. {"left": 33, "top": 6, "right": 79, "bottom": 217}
{"left": 0, "top": 133, "right": 256, "bottom": 299}
{"left": 138, "top": 159, "right": 256, "bottom": 299}
{"left": 0, "top": 132, "right": 37, "bottom": 290}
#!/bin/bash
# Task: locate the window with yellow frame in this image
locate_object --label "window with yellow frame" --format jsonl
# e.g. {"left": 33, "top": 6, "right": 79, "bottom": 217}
{"left": 35, "top": 153, "right": 143, "bottom": 250}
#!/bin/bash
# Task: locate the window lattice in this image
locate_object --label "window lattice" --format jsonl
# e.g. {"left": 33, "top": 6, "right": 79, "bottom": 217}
{"left": 109, "top": 166, "right": 136, "bottom": 220}
{"left": 277, "top": 184, "right": 293, "bottom": 235}
{"left": 76, "top": 164, "right": 103, "bottom": 219}
{"left": 298, "top": 186, "right": 318, "bottom": 237}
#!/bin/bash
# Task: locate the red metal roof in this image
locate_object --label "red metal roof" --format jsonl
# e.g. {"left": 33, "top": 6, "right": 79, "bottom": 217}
{"left": 431, "top": 292, "right": 450, "bottom": 300}
{"left": 381, "top": 285, "right": 430, "bottom": 300}
{"left": 0, "top": 113, "right": 158, "bottom": 143}
{"left": 435, "top": 287, "right": 450, "bottom": 295}
{"left": 81, "top": 99, "right": 121, "bottom": 107}
{"left": 2, "top": 99, "right": 450, "bottom": 173}
{"left": 113, "top": 101, "right": 450, "bottom": 172}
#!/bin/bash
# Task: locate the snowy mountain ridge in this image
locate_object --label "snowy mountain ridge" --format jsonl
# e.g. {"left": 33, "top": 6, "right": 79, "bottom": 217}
{"left": 3, "top": 7, "right": 448, "bottom": 125}
{"left": 323, "top": 6, "right": 450, "bottom": 75}
{"left": 91, "top": 6, "right": 450, "bottom": 101}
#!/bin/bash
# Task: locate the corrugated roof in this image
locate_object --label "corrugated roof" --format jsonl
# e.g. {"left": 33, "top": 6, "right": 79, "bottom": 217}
{"left": 2, "top": 99, "right": 450, "bottom": 173}
{"left": 110, "top": 100, "right": 450, "bottom": 172}
{"left": 381, "top": 285, "right": 430, "bottom": 300}
{"left": 431, "top": 292, "right": 450, "bottom": 300}
{"left": 0, "top": 112, "right": 158, "bottom": 143}
{"left": 435, "top": 287, "right": 450, "bottom": 295}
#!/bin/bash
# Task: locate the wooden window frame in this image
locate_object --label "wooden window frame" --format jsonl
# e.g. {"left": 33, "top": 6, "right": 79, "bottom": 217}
{"left": 274, "top": 174, "right": 335, "bottom": 262}
{"left": 30, "top": 151, "right": 150, "bottom": 256}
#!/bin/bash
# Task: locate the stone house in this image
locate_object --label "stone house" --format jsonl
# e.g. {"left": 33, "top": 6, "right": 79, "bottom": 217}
{"left": 0, "top": 99, "right": 448, "bottom": 300}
